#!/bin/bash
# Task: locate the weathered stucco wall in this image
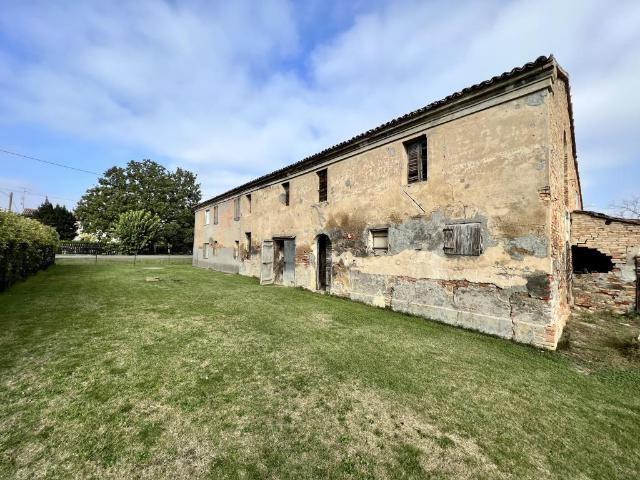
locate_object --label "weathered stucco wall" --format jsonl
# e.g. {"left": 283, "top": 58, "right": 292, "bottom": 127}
{"left": 193, "top": 60, "right": 577, "bottom": 350}
{"left": 571, "top": 212, "right": 640, "bottom": 313}
{"left": 546, "top": 75, "right": 582, "bottom": 345}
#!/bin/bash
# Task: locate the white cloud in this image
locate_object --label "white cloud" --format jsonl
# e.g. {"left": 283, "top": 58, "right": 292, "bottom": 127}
{"left": 0, "top": 0, "right": 638, "bottom": 207}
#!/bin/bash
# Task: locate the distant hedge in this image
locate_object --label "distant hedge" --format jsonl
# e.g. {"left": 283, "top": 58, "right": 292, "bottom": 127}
{"left": 0, "top": 211, "right": 59, "bottom": 291}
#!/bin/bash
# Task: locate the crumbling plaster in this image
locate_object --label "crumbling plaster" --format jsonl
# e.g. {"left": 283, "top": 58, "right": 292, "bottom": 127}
{"left": 194, "top": 60, "right": 577, "bottom": 350}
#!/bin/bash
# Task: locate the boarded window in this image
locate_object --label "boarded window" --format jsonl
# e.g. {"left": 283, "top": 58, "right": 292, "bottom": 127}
{"left": 204, "top": 209, "right": 210, "bottom": 225}
{"left": 213, "top": 206, "right": 218, "bottom": 224}
{"left": 371, "top": 229, "right": 389, "bottom": 255}
{"left": 234, "top": 197, "right": 240, "bottom": 220}
{"left": 203, "top": 242, "right": 209, "bottom": 259}
{"left": 317, "top": 169, "right": 328, "bottom": 202}
{"left": 245, "top": 232, "right": 252, "bottom": 259}
{"left": 282, "top": 182, "right": 290, "bottom": 206}
{"left": 405, "top": 136, "right": 428, "bottom": 184}
{"left": 246, "top": 194, "right": 252, "bottom": 213}
{"left": 443, "top": 223, "right": 482, "bottom": 256}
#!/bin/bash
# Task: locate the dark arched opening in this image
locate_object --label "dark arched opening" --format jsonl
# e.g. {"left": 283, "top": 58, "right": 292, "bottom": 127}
{"left": 317, "top": 234, "right": 332, "bottom": 291}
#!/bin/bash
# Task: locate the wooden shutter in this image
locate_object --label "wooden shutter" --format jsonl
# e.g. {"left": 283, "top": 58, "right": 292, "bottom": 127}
{"left": 406, "top": 137, "right": 428, "bottom": 184}
{"left": 443, "top": 223, "right": 482, "bottom": 256}
{"left": 318, "top": 170, "right": 327, "bottom": 202}
{"left": 406, "top": 141, "right": 420, "bottom": 184}
{"left": 214, "top": 206, "right": 218, "bottom": 224}
{"left": 234, "top": 198, "right": 240, "bottom": 220}
{"left": 260, "top": 240, "right": 274, "bottom": 285}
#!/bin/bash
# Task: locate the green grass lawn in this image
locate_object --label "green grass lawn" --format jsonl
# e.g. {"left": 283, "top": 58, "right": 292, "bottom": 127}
{"left": 1, "top": 264, "right": 639, "bottom": 479}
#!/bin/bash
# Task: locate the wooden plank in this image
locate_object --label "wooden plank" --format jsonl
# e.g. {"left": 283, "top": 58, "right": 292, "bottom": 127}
{"left": 260, "top": 240, "right": 274, "bottom": 285}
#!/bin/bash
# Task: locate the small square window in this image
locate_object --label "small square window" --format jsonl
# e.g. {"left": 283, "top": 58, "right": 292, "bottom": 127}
{"left": 371, "top": 229, "right": 389, "bottom": 255}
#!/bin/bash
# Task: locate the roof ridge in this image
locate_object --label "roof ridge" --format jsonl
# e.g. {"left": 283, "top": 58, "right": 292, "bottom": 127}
{"left": 198, "top": 55, "right": 557, "bottom": 208}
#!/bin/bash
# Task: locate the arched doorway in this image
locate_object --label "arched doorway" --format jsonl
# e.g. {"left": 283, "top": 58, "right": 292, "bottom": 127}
{"left": 316, "top": 234, "right": 331, "bottom": 291}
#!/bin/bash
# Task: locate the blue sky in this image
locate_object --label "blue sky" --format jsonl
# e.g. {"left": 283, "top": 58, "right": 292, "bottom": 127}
{"left": 0, "top": 0, "right": 638, "bottom": 212}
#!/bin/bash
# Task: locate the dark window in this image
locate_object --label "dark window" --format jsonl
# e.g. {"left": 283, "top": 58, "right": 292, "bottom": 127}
{"left": 282, "top": 182, "right": 290, "bottom": 206}
{"left": 317, "top": 169, "right": 328, "bottom": 202}
{"left": 213, "top": 206, "right": 218, "bottom": 225}
{"left": 245, "top": 232, "right": 252, "bottom": 259}
{"left": 371, "top": 229, "right": 389, "bottom": 255}
{"left": 443, "top": 223, "right": 482, "bottom": 256}
{"left": 234, "top": 197, "right": 240, "bottom": 220}
{"left": 246, "top": 194, "right": 252, "bottom": 213}
{"left": 571, "top": 246, "right": 613, "bottom": 273}
{"left": 405, "top": 136, "right": 428, "bottom": 184}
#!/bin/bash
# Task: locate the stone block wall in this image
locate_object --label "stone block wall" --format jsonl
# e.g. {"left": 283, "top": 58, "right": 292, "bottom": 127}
{"left": 571, "top": 211, "right": 640, "bottom": 313}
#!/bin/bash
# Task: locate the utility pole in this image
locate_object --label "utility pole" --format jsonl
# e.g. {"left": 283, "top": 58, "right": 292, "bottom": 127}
{"left": 8, "top": 192, "right": 13, "bottom": 212}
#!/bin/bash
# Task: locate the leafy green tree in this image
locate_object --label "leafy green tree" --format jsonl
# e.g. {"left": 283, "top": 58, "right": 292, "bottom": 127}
{"left": 75, "top": 160, "right": 201, "bottom": 252}
{"left": 32, "top": 199, "right": 77, "bottom": 240}
{"left": 113, "top": 210, "right": 161, "bottom": 255}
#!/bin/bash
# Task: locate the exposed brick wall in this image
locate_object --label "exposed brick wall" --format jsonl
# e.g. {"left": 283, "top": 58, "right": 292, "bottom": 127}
{"left": 571, "top": 211, "right": 640, "bottom": 313}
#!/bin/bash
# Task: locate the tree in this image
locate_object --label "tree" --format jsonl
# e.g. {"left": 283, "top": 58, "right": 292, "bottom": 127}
{"left": 75, "top": 160, "right": 201, "bottom": 252}
{"left": 113, "top": 210, "right": 161, "bottom": 254}
{"left": 611, "top": 194, "right": 640, "bottom": 219}
{"left": 32, "top": 199, "right": 77, "bottom": 240}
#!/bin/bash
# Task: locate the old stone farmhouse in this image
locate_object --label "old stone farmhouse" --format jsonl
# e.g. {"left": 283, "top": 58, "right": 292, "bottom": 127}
{"left": 193, "top": 55, "right": 636, "bottom": 350}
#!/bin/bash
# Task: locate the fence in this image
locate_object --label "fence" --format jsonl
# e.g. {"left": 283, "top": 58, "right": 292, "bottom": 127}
{"left": 57, "top": 241, "right": 192, "bottom": 255}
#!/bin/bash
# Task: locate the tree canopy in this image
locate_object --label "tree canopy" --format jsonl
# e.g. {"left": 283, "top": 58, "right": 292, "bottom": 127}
{"left": 113, "top": 210, "right": 161, "bottom": 255}
{"left": 75, "top": 160, "right": 201, "bottom": 252}
{"left": 32, "top": 199, "right": 77, "bottom": 240}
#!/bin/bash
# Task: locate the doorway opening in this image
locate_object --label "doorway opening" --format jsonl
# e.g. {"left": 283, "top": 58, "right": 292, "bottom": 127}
{"left": 273, "top": 237, "right": 295, "bottom": 286}
{"left": 317, "top": 234, "right": 332, "bottom": 291}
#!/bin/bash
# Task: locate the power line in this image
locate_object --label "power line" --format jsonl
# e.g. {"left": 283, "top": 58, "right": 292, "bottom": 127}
{"left": 0, "top": 147, "right": 100, "bottom": 176}
{"left": 0, "top": 184, "right": 78, "bottom": 203}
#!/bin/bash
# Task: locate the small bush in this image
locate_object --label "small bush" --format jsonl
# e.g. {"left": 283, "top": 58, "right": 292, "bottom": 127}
{"left": 0, "top": 211, "right": 59, "bottom": 291}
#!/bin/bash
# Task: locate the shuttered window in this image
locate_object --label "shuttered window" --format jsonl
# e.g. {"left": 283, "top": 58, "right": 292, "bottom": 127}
{"left": 443, "top": 223, "right": 482, "bottom": 256}
{"left": 213, "top": 206, "right": 218, "bottom": 224}
{"left": 405, "top": 136, "right": 428, "bottom": 184}
{"left": 317, "top": 169, "right": 328, "bottom": 202}
{"left": 234, "top": 197, "right": 240, "bottom": 220}
{"left": 371, "top": 229, "right": 389, "bottom": 255}
{"left": 204, "top": 209, "right": 210, "bottom": 225}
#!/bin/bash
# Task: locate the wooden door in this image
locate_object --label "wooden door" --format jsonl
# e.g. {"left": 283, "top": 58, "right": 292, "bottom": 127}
{"left": 260, "top": 240, "right": 274, "bottom": 285}
{"left": 283, "top": 239, "right": 295, "bottom": 287}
